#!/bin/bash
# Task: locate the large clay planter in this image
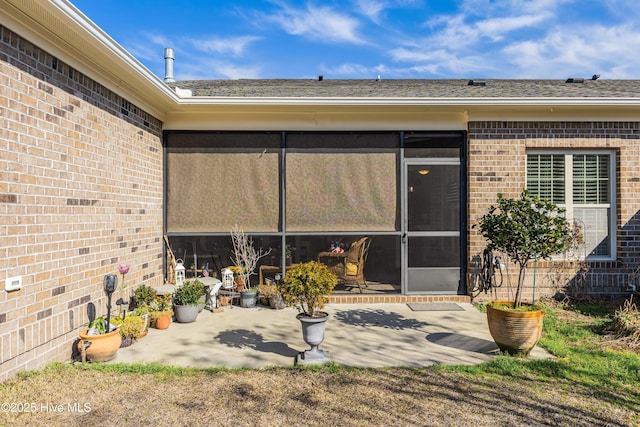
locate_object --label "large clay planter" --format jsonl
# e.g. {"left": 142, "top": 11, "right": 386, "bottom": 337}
{"left": 486, "top": 301, "right": 544, "bottom": 357}
{"left": 78, "top": 329, "right": 122, "bottom": 362}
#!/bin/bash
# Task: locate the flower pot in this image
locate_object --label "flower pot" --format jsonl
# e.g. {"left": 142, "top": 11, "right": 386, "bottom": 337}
{"left": 296, "top": 312, "right": 331, "bottom": 364}
{"left": 174, "top": 305, "right": 199, "bottom": 323}
{"left": 270, "top": 294, "right": 285, "bottom": 310}
{"left": 154, "top": 313, "right": 171, "bottom": 329}
{"left": 486, "top": 301, "right": 544, "bottom": 356}
{"left": 77, "top": 328, "right": 122, "bottom": 362}
{"left": 240, "top": 290, "right": 258, "bottom": 308}
{"left": 234, "top": 277, "right": 245, "bottom": 291}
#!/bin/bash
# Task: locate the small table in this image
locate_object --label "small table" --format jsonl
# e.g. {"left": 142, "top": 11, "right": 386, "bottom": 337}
{"left": 154, "top": 284, "right": 176, "bottom": 296}
{"left": 259, "top": 264, "right": 299, "bottom": 285}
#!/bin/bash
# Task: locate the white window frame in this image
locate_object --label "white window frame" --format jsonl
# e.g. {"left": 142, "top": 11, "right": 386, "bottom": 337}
{"left": 526, "top": 150, "right": 616, "bottom": 261}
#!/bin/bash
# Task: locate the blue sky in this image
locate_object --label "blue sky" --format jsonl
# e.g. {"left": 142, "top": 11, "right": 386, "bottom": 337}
{"left": 70, "top": 0, "right": 640, "bottom": 81}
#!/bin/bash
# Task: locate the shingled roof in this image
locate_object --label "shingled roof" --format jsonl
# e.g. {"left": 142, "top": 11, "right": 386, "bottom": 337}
{"left": 168, "top": 78, "right": 640, "bottom": 99}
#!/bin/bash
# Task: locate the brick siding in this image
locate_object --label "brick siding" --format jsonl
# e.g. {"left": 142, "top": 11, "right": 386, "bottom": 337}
{"left": 468, "top": 121, "right": 640, "bottom": 301}
{"left": 0, "top": 25, "right": 164, "bottom": 381}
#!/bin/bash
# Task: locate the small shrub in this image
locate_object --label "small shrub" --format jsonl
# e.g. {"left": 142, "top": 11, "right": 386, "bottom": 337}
{"left": 278, "top": 261, "right": 337, "bottom": 317}
{"left": 134, "top": 284, "right": 156, "bottom": 308}
{"left": 110, "top": 315, "right": 145, "bottom": 340}
{"left": 609, "top": 298, "right": 640, "bottom": 339}
{"left": 173, "top": 279, "right": 204, "bottom": 306}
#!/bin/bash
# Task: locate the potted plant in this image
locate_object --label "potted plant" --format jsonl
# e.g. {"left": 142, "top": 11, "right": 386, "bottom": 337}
{"left": 150, "top": 294, "right": 173, "bottom": 329}
{"left": 230, "top": 225, "right": 271, "bottom": 308}
{"left": 285, "top": 244, "right": 296, "bottom": 265}
{"left": 77, "top": 316, "right": 121, "bottom": 362}
{"left": 258, "top": 282, "right": 285, "bottom": 309}
{"left": 277, "top": 261, "right": 337, "bottom": 364}
{"left": 172, "top": 279, "right": 204, "bottom": 323}
{"left": 110, "top": 314, "right": 145, "bottom": 347}
{"left": 477, "top": 190, "right": 570, "bottom": 355}
{"left": 77, "top": 273, "right": 122, "bottom": 362}
{"left": 133, "top": 284, "right": 156, "bottom": 309}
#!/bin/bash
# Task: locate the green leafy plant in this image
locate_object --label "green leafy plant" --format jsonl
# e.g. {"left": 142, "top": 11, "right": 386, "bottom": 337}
{"left": 477, "top": 190, "right": 570, "bottom": 308}
{"left": 88, "top": 317, "right": 108, "bottom": 334}
{"left": 132, "top": 305, "right": 151, "bottom": 316}
{"left": 277, "top": 261, "right": 337, "bottom": 318}
{"left": 134, "top": 284, "right": 157, "bottom": 308}
{"left": 172, "top": 279, "right": 204, "bottom": 306}
{"left": 150, "top": 294, "right": 172, "bottom": 312}
{"left": 110, "top": 315, "right": 145, "bottom": 340}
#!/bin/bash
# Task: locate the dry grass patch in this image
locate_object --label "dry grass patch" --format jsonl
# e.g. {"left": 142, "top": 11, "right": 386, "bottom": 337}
{"left": 0, "top": 363, "right": 638, "bottom": 426}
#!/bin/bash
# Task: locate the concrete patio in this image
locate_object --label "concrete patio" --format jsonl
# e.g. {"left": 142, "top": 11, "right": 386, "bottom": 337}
{"left": 111, "top": 302, "right": 550, "bottom": 369}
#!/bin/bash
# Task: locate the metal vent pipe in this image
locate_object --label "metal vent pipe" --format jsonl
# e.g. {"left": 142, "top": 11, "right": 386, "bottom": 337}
{"left": 164, "top": 48, "right": 175, "bottom": 83}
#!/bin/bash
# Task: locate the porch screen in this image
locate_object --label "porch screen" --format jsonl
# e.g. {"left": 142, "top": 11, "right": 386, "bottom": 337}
{"left": 166, "top": 151, "right": 279, "bottom": 232}
{"left": 286, "top": 151, "right": 397, "bottom": 231}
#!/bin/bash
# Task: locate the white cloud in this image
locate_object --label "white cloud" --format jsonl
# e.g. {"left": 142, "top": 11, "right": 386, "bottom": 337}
{"left": 502, "top": 24, "right": 640, "bottom": 78}
{"left": 355, "top": 0, "right": 387, "bottom": 24}
{"left": 461, "top": 0, "right": 572, "bottom": 17}
{"left": 263, "top": 3, "right": 365, "bottom": 44}
{"left": 124, "top": 32, "right": 173, "bottom": 62}
{"left": 475, "top": 14, "right": 550, "bottom": 41}
{"left": 188, "top": 35, "right": 261, "bottom": 57}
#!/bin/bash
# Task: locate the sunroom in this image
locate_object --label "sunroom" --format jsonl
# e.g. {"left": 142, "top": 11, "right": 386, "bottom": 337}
{"left": 164, "top": 130, "right": 466, "bottom": 296}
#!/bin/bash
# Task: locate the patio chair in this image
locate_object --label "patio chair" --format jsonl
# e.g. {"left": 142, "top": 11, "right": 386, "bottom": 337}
{"left": 317, "top": 237, "right": 371, "bottom": 293}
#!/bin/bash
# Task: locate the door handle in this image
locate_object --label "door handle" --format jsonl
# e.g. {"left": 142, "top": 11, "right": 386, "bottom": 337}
{"left": 402, "top": 233, "right": 407, "bottom": 244}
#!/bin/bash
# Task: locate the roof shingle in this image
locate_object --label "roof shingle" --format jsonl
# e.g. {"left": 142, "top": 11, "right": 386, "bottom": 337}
{"left": 168, "top": 79, "right": 640, "bottom": 99}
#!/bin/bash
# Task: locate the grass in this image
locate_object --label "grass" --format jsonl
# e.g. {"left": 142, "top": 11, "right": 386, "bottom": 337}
{"left": 1, "top": 301, "right": 639, "bottom": 426}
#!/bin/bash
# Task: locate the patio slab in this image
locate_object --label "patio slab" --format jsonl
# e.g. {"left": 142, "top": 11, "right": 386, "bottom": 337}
{"left": 111, "top": 303, "right": 551, "bottom": 369}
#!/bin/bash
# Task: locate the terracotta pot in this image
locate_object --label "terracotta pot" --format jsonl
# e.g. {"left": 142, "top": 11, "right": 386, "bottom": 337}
{"left": 155, "top": 313, "right": 171, "bottom": 330}
{"left": 486, "top": 301, "right": 544, "bottom": 356}
{"left": 77, "top": 328, "right": 121, "bottom": 362}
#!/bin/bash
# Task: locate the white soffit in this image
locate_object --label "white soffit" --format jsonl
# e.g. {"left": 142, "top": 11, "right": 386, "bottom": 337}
{"left": 0, "top": 0, "right": 177, "bottom": 119}
{"left": 2, "top": 1, "right": 640, "bottom": 124}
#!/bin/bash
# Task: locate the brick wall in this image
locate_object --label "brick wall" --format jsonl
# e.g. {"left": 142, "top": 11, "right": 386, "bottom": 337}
{"left": 0, "top": 25, "right": 164, "bottom": 380}
{"left": 468, "top": 121, "right": 640, "bottom": 302}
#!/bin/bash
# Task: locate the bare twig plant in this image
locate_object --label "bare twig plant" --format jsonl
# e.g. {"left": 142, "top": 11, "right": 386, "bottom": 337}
{"left": 230, "top": 225, "right": 271, "bottom": 289}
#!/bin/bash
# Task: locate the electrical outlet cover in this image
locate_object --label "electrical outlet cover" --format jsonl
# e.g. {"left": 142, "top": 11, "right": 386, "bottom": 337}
{"left": 5, "top": 276, "right": 22, "bottom": 291}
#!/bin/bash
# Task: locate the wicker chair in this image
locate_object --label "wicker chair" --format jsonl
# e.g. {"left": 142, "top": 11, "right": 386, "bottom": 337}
{"left": 317, "top": 237, "right": 371, "bottom": 293}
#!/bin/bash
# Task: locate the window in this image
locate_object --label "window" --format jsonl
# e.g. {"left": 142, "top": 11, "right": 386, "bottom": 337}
{"left": 285, "top": 133, "right": 399, "bottom": 232}
{"left": 527, "top": 152, "right": 615, "bottom": 259}
{"left": 165, "top": 132, "right": 281, "bottom": 233}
